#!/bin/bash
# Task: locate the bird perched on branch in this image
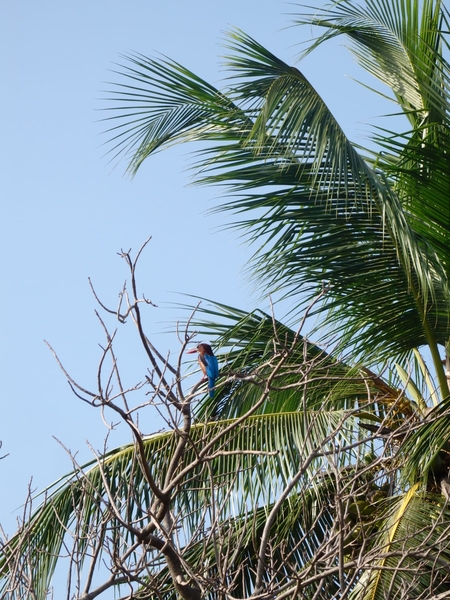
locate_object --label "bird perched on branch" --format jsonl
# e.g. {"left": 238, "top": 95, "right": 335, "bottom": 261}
{"left": 187, "top": 342, "right": 219, "bottom": 398}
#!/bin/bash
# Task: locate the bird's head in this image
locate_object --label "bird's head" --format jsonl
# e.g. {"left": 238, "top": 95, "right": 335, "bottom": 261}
{"left": 186, "top": 342, "right": 214, "bottom": 356}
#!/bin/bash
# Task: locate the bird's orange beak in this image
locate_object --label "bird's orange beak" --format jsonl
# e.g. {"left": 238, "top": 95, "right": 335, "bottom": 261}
{"left": 186, "top": 347, "right": 198, "bottom": 354}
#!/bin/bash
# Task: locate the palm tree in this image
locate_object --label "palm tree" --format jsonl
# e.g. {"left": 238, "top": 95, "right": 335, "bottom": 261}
{"left": 2, "top": 0, "right": 450, "bottom": 598}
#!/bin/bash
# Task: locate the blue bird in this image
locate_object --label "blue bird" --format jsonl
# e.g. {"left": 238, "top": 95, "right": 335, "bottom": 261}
{"left": 187, "top": 342, "right": 219, "bottom": 397}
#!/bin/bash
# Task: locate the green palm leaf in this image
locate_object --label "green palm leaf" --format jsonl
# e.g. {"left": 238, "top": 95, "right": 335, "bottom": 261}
{"left": 103, "top": 15, "right": 450, "bottom": 394}
{"left": 295, "top": 0, "right": 450, "bottom": 124}
{"left": 132, "top": 486, "right": 339, "bottom": 599}
{"left": 102, "top": 52, "right": 252, "bottom": 175}
{"left": 1, "top": 410, "right": 373, "bottom": 598}
{"left": 180, "top": 298, "right": 412, "bottom": 423}
{"left": 350, "top": 487, "right": 450, "bottom": 599}
{"left": 398, "top": 395, "right": 450, "bottom": 486}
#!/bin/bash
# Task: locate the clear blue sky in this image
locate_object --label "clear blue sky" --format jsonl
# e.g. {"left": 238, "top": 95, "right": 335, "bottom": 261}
{"left": 1, "top": 0, "right": 393, "bottom": 535}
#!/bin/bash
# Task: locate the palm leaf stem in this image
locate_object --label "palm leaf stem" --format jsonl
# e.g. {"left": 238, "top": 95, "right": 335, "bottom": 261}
{"left": 369, "top": 481, "right": 420, "bottom": 596}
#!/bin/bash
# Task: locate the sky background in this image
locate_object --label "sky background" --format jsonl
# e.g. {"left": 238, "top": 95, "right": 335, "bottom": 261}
{"left": 1, "top": 0, "right": 396, "bottom": 538}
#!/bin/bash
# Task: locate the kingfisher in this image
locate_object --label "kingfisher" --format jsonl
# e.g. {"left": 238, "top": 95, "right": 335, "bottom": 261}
{"left": 187, "top": 342, "right": 219, "bottom": 398}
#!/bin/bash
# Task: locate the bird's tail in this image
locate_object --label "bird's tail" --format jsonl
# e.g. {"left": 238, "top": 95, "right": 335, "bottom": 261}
{"left": 208, "top": 377, "right": 216, "bottom": 398}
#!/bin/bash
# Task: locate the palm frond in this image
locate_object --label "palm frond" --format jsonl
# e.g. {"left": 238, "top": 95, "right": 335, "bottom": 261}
{"left": 350, "top": 487, "right": 450, "bottom": 599}
{"left": 399, "top": 395, "right": 450, "bottom": 487}
{"left": 0, "top": 410, "right": 371, "bottom": 598}
{"left": 103, "top": 25, "right": 450, "bottom": 390}
{"left": 102, "top": 52, "right": 252, "bottom": 175}
{"left": 294, "top": 0, "right": 450, "bottom": 124}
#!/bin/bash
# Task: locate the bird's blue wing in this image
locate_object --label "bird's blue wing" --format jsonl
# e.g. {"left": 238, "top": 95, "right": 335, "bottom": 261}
{"left": 204, "top": 354, "right": 219, "bottom": 397}
{"left": 204, "top": 355, "right": 219, "bottom": 380}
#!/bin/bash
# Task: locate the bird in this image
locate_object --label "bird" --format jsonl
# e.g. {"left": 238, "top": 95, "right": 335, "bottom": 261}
{"left": 187, "top": 342, "right": 219, "bottom": 398}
